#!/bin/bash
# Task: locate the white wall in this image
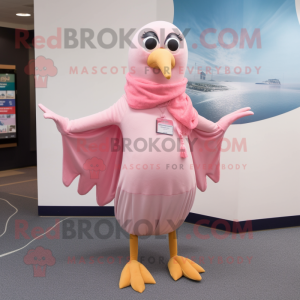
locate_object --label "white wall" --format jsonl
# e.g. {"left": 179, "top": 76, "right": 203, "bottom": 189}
{"left": 296, "top": 0, "right": 300, "bottom": 24}
{"left": 191, "top": 108, "right": 300, "bottom": 221}
{"left": 36, "top": 0, "right": 300, "bottom": 222}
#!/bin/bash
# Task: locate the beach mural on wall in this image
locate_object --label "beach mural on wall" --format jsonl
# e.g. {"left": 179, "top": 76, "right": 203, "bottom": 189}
{"left": 173, "top": 0, "right": 300, "bottom": 124}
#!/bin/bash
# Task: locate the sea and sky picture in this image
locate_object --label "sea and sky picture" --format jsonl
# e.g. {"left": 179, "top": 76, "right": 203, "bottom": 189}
{"left": 173, "top": 0, "right": 300, "bottom": 123}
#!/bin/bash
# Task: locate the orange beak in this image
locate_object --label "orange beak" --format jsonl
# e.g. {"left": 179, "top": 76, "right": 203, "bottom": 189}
{"left": 147, "top": 48, "right": 175, "bottom": 79}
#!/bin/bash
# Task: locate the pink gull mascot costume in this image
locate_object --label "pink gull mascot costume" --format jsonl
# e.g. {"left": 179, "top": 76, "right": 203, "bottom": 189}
{"left": 39, "top": 21, "right": 253, "bottom": 293}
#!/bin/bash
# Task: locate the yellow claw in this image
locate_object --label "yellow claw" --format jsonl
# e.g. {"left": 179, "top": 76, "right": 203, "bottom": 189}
{"left": 187, "top": 258, "right": 205, "bottom": 273}
{"left": 139, "top": 263, "right": 156, "bottom": 284}
{"left": 129, "top": 260, "right": 145, "bottom": 293}
{"left": 119, "top": 263, "right": 131, "bottom": 289}
{"left": 168, "top": 256, "right": 203, "bottom": 281}
{"left": 168, "top": 256, "right": 183, "bottom": 281}
{"left": 119, "top": 260, "right": 155, "bottom": 293}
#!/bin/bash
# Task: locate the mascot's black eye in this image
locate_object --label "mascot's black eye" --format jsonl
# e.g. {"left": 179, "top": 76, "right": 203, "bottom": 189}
{"left": 165, "top": 38, "right": 179, "bottom": 52}
{"left": 144, "top": 37, "right": 158, "bottom": 50}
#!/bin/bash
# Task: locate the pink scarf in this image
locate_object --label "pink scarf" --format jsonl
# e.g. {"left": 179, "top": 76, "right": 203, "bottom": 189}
{"left": 124, "top": 73, "right": 198, "bottom": 158}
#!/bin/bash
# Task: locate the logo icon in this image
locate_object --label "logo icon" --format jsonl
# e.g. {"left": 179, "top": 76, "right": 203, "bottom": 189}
{"left": 83, "top": 157, "right": 106, "bottom": 179}
{"left": 23, "top": 246, "right": 56, "bottom": 277}
{"left": 24, "top": 56, "right": 58, "bottom": 88}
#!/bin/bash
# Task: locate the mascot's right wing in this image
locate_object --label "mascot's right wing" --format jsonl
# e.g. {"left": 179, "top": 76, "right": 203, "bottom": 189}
{"left": 39, "top": 104, "right": 123, "bottom": 206}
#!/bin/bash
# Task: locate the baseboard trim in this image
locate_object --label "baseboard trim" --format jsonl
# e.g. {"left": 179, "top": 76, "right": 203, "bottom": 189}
{"left": 38, "top": 206, "right": 300, "bottom": 232}
{"left": 185, "top": 212, "right": 300, "bottom": 232}
{"left": 38, "top": 206, "right": 115, "bottom": 217}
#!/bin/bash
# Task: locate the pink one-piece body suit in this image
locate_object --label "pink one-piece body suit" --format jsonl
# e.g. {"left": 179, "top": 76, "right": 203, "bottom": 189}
{"left": 68, "top": 95, "right": 217, "bottom": 235}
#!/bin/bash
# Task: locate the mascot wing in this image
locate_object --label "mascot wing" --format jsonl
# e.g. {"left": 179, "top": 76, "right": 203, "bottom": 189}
{"left": 189, "top": 107, "right": 253, "bottom": 192}
{"left": 189, "top": 126, "right": 224, "bottom": 192}
{"left": 39, "top": 104, "right": 123, "bottom": 206}
{"left": 62, "top": 126, "right": 123, "bottom": 206}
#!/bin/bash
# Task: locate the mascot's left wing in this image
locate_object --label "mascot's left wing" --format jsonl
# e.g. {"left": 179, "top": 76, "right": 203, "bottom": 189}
{"left": 39, "top": 103, "right": 123, "bottom": 206}
{"left": 189, "top": 107, "right": 253, "bottom": 192}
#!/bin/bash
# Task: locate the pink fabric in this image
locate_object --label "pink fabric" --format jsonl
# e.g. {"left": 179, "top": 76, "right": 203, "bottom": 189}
{"left": 197, "top": 114, "right": 218, "bottom": 132}
{"left": 114, "top": 97, "right": 196, "bottom": 196}
{"left": 189, "top": 127, "right": 225, "bottom": 192}
{"left": 125, "top": 73, "right": 198, "bottom": 133}
{"left": 189, "top": 107, "right": 253, "bottom": 191}
{"left": 62, "top": 125, "right": 123, "bottom": 206}
{"left": 39, "top": 99, "right": 252, "bottom": 207}
{"left": 115, "top": 186, "right": 196, "bottom": 235}
{"left": 125, "top": 73, "right": 198, "bottom": 157}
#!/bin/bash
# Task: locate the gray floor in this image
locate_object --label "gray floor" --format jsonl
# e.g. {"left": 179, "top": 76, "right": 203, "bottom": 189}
{"left": 0, "top": 167, "right": 299, "bottom": 300}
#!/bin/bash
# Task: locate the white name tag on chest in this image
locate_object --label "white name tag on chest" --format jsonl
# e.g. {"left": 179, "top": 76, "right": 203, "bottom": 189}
{"left": 156, "top": 118, "right": 174, "bottom": 136}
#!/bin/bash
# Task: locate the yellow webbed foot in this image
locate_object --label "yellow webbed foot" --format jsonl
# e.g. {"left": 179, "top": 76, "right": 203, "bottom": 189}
{"left": 119, "top": 260, "right": 156, "bottom": 293}
{"left": 168, "top": 256, "right": 205, "bottom": 281}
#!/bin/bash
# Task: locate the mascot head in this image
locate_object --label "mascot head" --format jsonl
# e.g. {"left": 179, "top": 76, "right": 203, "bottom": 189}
{"left": 128, "top": 21, "right": 188, "bottom": 84}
